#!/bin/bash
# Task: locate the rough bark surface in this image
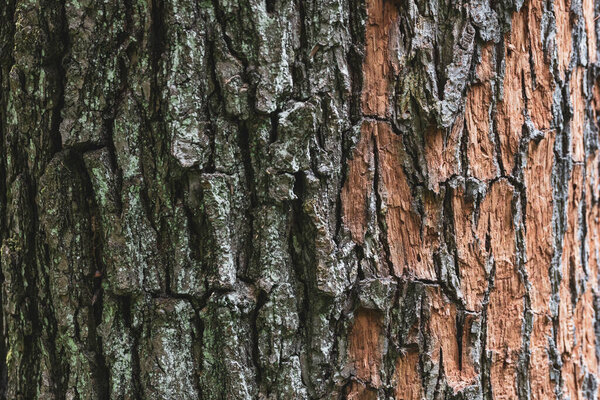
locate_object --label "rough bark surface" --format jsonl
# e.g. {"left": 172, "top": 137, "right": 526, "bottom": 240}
{"left": 0, "top": 0, "right": 599, "bottom": 398}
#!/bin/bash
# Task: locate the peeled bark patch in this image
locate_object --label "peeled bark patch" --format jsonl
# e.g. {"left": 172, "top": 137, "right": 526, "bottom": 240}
{"left": 496, "top": 0, "right": 553, "bottom": 172}
{"left": 524, "top": 133, "right": 555, "bottom": 398}
{"left": 426, "top": 286, "right": 477, "bottom": 392}
{"left": 479, "top": 180, "right": 525, "bottom": 399}
{"left": 583, "top": 0, "right": 597, "bottom": 63}
{"left": 555, "top": 0, "right": 572, "bottom": 75}
{"left": 393, "top": 348, "right": 422, "bottom": 400}
{"left": 348, "top": 309, "right": 383, "bottom": 393}
{"left": 425, "top": 121, "right": 461, "bottom": 193}
{"left": 361, "top": 0, "right": 399, "bottom": 117}
{"left": 342, "top": 0, "right": 398, "bottom": 244}
{"left": 452, "top": 185, "right": 488, "bottom": 311}
{"left": 571, "top": 67, "right": 586, "bottom": 162}
{"left": 559, "top": 164, "right": 585, "bottom": 399}
{"left": 341, "top": 124, "right": 374, "bottom": 244}
{"left": 465, "top": 43, "right": 497, "bottom": 180}
{"left": 375, "top": 123, "right": 437, "bottom": 279}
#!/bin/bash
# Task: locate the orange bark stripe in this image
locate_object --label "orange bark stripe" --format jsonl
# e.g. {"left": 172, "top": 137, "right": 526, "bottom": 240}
{"left": 375, "top": 122, "right": 437, "bottom": 279}
{"left": 394, "top": 349, "right": 422, "bottom": 400}
{"left": 525, "top": 133, "right": 555, "bottom": 398}
{"left": 465, "top": 43, "right": 497, "bottom": 180}
{"left": 341, "top": 123, "right": 374, "bottom": 244}
{"left": 361, "top": 0, "right": 398, "bottom": 117}
{"left": 480, "top": 180, "right": 525, "bottom": 399}
{"left": 348, "top": 309, "right": 384, "bottom": 398}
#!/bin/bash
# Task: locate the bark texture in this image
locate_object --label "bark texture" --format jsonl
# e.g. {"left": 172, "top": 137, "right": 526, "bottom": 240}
{"left": 0, "top": 0, "right": 599, "bottom": 398}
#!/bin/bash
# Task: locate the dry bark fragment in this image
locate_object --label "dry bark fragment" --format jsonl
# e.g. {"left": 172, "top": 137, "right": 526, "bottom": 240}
{"left": 426, "top": 286, "right": 477, "bottom": 392}
{"left": 558, "top": 164, "right": 585, "bottom": 399}
{"left": 394, "top": 348, "right": 422, "bottom": 400}
{"left": 496, "top": 0, "right": 553, "bottom": 172}
{"left": 341, "top": 124, "right": 374, "bottom": 244}
{"left": 479, "top": 180, "right": 525, "bottom": 399}
{"left": 452, "top": 185, "right": 488, "bottom": 311}
{"left": 375, "top": 123, "right": 437, "bottom": 280}
{"left": 465, "top": 43, "right": 497, "bottom": 181}
{"left": 425, "top": 120, "right": 461, "bottom": 193}
{"left": 361, "top": 0, "right": 399, "bottom": 117}
{"left": 524, "top": 133, "right": 556, "bottom": 398}
{"left": 583, "top": 0, "right": 597, "bottom": 63}
{"left": 348, "top": 309, "right": 384, "bottom": 396}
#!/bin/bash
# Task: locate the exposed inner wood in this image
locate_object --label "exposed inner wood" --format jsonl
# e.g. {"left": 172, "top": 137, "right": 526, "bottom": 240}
{"left": 480, "top": 180, "right": 524, "bottom": 400}
{"left": 524, "top": 133, "right": 555, "bottom": 398}
{"left": 496, "top": 0, "right": 553, "bottom": 173}
{"left": 348, "top": 309, "right": 384, "bottom": 397}
{"left": 375, "top": 122, "right": 437, "bottom": 280}
{"left": 465, "top": 43, "right": 497, "bottom": 180}
{"left": 361, "top": 0, "right": 399, "bottom": 118}
{"left": 394, "top": 348, "right": 422, "bottom": 400}
{"left": 425, "top": 121, "right": 461, "bottom": 193}
{"left": 555, "top": 0, "right": 572, "bottom": 75}
{"left": 571, "top": 67, "right": 585, "bottom": 162}
{"left": 341, "top": 123, "right": 374, "bottom": 244}
{"left": 584, "top": 0, "right": 597, "bottom": 63}
{"left": 426, "top": 286, "right": 477, "bottom": 392}
{"left": 452, "top": 185, "right": 487, "bottom": 312}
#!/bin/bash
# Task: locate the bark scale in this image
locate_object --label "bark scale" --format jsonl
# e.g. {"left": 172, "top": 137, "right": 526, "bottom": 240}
{"left": 0, "top": 0, "right": 598, "bottom": 398}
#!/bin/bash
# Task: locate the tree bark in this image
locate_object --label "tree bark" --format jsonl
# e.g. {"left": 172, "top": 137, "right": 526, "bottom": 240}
{"left": 0, "top": 0, "right": 598, "bottom": 398}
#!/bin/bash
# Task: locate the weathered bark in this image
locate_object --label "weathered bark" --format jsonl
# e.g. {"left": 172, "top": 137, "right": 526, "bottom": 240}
{"left": 0, "top": 0, "right": 599, "bottom": 398}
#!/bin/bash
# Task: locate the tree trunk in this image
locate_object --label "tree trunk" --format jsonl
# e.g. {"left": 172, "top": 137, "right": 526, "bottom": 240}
{"left": 0, "top": 0, "right": 598, "bottom": 398}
